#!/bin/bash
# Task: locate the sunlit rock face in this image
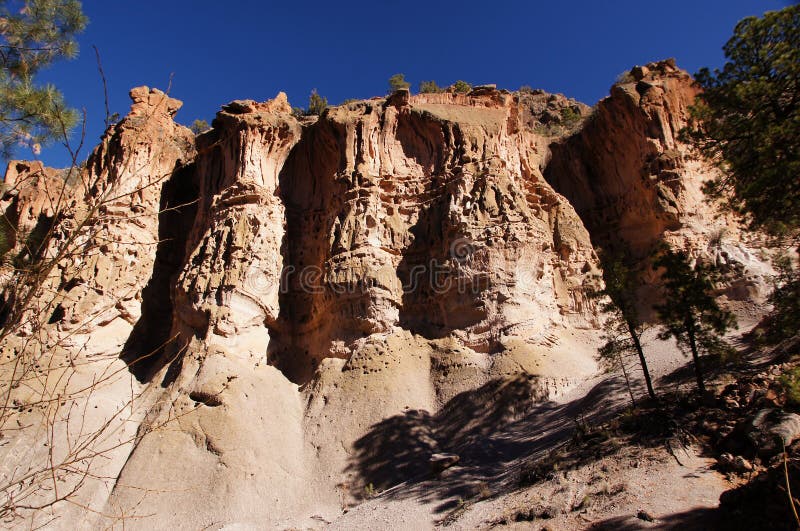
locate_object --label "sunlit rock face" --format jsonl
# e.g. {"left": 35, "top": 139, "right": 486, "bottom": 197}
{"left": 0, "top": 62, "right": 773, "bottom": 529}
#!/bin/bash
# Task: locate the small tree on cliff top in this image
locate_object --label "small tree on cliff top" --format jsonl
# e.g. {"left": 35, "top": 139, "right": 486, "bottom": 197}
{"left": 307, "top": 89, "right": 327, "bottom": 116}
{"left": 190, "top": 119, "right": 209, "bottom": 134}
{"left": 419, "top": 80, "right": 442, "bottom": 93}
{"left": 452, "top": 80, "right": 472, "bottom": 93}
{"left": 0, "top": 0, "right": 87, "bottom": 157}
{"left": 654, "top": 249, "right": 737, "bottom": 394}
{"left": 388, "top": 73, "right": 409, "bottom": 93}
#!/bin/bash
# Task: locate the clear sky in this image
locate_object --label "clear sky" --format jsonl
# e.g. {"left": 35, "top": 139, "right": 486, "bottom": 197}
{"left": 30, "top": 0, "right": 793, "bottom": 167}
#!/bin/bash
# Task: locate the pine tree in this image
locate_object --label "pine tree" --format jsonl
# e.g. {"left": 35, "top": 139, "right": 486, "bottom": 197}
{"left": 0, "top": 0, "right": 87, "bottom": 157}
{"left": 654, "top": 249, "right": 737, "bottom": 393}
{"left": 419, "top": 80, "right": 441, "bottom": 93}
{"left": 306, "top": 89, "right": 327, "bottom": 116}
{"left": 451, "top": 80, "right": 472, "bottom": 93}
{"left": 388, "top": 73, "right": 409, "bottom": 93}
{"left": 683, "top": 5, "right": 800, "bottom": 236}
{"left": 594, "top": 249, "right": 656, "bottom": 401}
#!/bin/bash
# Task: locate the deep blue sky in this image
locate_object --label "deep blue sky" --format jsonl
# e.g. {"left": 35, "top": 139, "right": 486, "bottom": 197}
{"left": 31, "top": 0, "right": 792, "bottom": 167}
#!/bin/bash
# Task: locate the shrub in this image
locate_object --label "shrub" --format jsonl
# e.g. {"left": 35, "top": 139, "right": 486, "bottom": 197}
{"left": 307, "top": 89, "right": 328, "bottom": 116}
{"left": 189, "top": 119, "right": 209, "bottom": 135}
{"left": 388, "top": 73, "right": 410, "bottom": 93}
{"left": 561, "top": 107, "right": 581, "bottom": 127}
{"left": 419, "top": 80, "right": 442, "bottom": 93}
{"left": 780, "top": 367, "right": 800, "bottom": 409}
{"left": 452, "top": 80, "right": 472, "bottom": 93}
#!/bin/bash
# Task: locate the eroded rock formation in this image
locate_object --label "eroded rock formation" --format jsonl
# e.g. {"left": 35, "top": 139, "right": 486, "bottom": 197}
{"left": 0, "top": 62, "right": 774, "bottom": 528}
{"left": 545, "top": 59, "right": 773, "bottom": 311}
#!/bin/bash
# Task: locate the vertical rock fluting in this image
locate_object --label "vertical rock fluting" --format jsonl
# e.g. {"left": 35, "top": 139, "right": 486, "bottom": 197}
{"left": 271, "top": 88, "right": 601, "bottom": 383}
{"left": 545, "top": 60, "right": 702, "bottom": 255}
{"left": 166, "top": 93, "right": 301, "bottom": 371}
{"left": 105, "top": 93, "right": 311, "bottom": 528}
{"left": 53, "top": 87, "right": 195, "bottom": 350}
{"left": 102, "top": 88, "right": 604, "bottom": 528}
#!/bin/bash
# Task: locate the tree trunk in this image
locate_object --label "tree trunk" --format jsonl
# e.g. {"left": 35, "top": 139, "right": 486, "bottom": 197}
{"left": 628, "top": 320, "right": 656, "bottom": 400}
{"left": 686, "top": 316, "right": 706, "bottom": 393}
{"left": 619, "top": 353, "right": 637, "bottom": 408}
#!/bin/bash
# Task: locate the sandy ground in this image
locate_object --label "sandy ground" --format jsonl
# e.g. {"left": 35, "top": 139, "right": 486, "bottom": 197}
{"left": 325, "top": 316, "right": 762, "bottom": 531}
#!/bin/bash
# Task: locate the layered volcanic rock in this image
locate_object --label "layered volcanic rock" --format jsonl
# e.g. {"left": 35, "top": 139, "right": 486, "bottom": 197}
{"left": 0, "top": 62, "right": 775, "bottom": 528}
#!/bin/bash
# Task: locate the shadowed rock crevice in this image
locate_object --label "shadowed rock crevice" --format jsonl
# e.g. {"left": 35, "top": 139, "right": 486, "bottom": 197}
{"left": 273, "top": 116, "right": 347, "bottom": 383}
{"left": 121, "top": 161, "right": 198, "bottom": 381}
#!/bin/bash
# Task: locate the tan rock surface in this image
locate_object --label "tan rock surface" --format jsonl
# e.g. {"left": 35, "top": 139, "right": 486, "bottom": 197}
{"left": 545, "top": 60, "right": 773, "bottom": 313}
{"left": 0, "top": 63, "right": 774, "bottom": 529}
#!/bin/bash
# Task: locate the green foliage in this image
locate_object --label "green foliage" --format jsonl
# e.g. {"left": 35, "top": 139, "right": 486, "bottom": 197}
{"left": 418, "top": 80, "right": 442, "bottom": 94}
{"left": 683, "top": 5, "right": 800, "bottom": 235}
{"left": 561, "top": 106, "right": 581, "bottom": 127}
{"left": 189, "top": 119, "right": 209, "bottom": 135}
{"left": 0, "top": 0, "right": 87, "bottom": 158}
{"left": 388, "top": 73, "right": 409, "bottom": 93}
{"left": 364, "top": 482, "right": 375, "bottom": 498}
{"left": 452, "top": 80, "right": 471, "bottom": 93}
{"left": 593, "top": 249, "right": 656, "bottom": 401}
{"left": 307, "top": 88, "right": 327, "bottom": 116}
{"left": 766, "top": 251, "right": 800, "bottom": 342}
{"left": 779, "top": 366, "right": 800, "bottom": 409}
{"left": 654, "top": 249, "right": 737, "bottom": 392}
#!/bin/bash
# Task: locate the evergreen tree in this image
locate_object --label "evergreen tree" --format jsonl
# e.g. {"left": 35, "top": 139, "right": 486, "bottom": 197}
{"left": 765, "top": 250, "right": 800, "bottom": 342}
{"left": 686, "top": 5, "right": 800, "bottom": 344}
{"left": 654, "top": 249, "right": 737, "bottom": 393}
{"left": 594, "top": 249, "right": 656, "bottom": 401}
{"left": 452, "top": 80, "right": 471, "bottom": 93}
{"left": 306, "top": 89, "right": 327, "bottom": 116}
{"left": 419, "top": 80, "right": 441, "bottom": 93}
{"left": 683, "top": 5, "right": 800, "bottom": 236}
{"left": 0, "top": 0, "right": 87, "bottom": 157}
{"left": 388, "top": 73, "right": 409, "bottom": 93}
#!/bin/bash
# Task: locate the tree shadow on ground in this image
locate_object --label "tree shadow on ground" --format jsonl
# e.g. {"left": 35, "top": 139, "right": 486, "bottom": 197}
{"left": 659, "top": 333, "right": 797, "bottom": 391}
{"left": 591, "top": 507, "right": 719, "bottom": 530}
{"left": 346, "top": 374, "right": 632, "bottom": 513}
